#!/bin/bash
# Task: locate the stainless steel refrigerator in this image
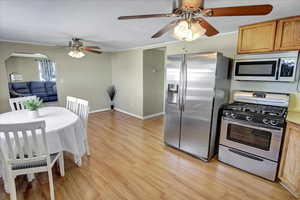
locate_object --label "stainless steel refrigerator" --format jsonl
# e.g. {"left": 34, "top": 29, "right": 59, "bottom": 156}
{"left": 164, "top": 52, "right": 230, "bottom": 161}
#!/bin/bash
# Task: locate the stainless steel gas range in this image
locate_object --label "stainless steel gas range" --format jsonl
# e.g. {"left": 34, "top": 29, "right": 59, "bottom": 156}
{"left": 218, "top": 91, "right": 289, "bottom": 181}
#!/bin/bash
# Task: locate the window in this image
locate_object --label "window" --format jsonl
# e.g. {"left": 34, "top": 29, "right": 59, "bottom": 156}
{"left": 38, "top": 59, "right": 56, "bottom": 81}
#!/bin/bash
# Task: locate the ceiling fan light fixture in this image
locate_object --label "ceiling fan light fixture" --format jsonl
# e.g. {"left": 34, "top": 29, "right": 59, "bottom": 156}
{"left": 173, "top": 20, "right": 206, "bottom": 42}
{"left": 68, "top": 49, "right": 85, "bottom": 59}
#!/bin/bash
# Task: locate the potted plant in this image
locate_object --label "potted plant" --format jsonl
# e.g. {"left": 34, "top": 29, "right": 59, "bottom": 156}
{"left": 23, "top": 98, "right": 43, "bottom": 118}
{"left": 107, "top": 85, "right": 116, "bottom": 110}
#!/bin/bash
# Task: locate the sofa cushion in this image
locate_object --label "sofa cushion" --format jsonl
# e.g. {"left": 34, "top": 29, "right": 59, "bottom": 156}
{"left": 30, "top": 82, "right": 47, "bottom": 94}
{"left": 43, "top": 96, "right": 58, "bottom": 102}
{"left": 9, "top": 81, "right": 57, "bottom": 102}
{"left": 11, "top": 82, "right": 30, "bottom": 94}
{"left": 45, "top": 81, "right": 57, "bottom": 96}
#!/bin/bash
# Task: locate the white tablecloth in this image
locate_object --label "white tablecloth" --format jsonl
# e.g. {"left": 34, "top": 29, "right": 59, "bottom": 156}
{"left": 0, "top": 106, "right": 86, "bottom": 177}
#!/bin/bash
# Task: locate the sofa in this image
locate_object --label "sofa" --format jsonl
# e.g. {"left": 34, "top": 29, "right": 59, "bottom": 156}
{"left": 9, "top": 81, "right": 58, "bottom": 102}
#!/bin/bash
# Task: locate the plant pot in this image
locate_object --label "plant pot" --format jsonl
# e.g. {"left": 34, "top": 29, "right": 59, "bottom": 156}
{"left": 28, "top": 110, "right": 39, "bottom": 119}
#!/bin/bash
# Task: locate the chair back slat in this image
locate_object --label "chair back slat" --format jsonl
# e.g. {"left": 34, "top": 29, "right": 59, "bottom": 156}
{"left": 22, "top": 131, "right": 33, "bottom": 158}
{"left": 76, "top": 98, "right": 89, "bottom": 128}
{"left": 66, "top": 96, "right": 89, "bottom": 126}
{"left": 4, "top": 132, "right": 15, "bottom": 159}
{"left": 12, "top": 131, "right": 24, "bottom": 159}
{"left": 66, "top": 96, "right": 78, "bottom": 113}
{"left": 0, "top": 121, "right": 48, "bottom": 163}
{"left": 9, "top": 96, "right": 37, "bottom": 111}
{"left": 31, "top": 129, "right": 42, "bottom": 156}
{"left": 40, "top": 127, "right": 48, "bottom": 156}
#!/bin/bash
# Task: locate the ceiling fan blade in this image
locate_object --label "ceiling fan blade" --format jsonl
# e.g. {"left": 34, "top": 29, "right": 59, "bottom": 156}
{"left": 181, "top": 0, "right": 204, "bottom": 10}
{"left": 81, "top": 46, "right": 100, "bottom": 50}
{"left": 152, "top": 19, "right": 182, "bottom": 38}
{"left": 118, "top": 13, "right": 176, "bottom": 20}
{"left": 203, "top": 4, "right": 273, "bottom": 17}
{"left": 85, "top": 49, "right": 102, "bottom": 54}
{"left": 195, "top": 18, "right": 219, "bottom": 37}
{"left": 80, "top": 46, "right": 102, "bottom": 54}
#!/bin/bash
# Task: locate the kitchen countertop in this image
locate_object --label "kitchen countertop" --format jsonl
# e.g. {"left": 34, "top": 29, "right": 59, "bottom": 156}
{"left": 287, "top": 111, "right": 300, "bottom": 125}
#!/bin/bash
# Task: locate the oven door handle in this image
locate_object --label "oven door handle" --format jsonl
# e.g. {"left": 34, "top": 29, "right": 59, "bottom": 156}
{"left": 223, "top": 118, "right": 283, "bottom": 133}
{"left": 229, "top": 148, "right": 264, "bottom": 162}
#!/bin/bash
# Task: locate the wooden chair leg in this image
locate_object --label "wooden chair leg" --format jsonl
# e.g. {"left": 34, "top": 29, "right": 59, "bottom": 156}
{"left": 59, "top": 153, "right": 65, "bottom": 177}
{"left": 48, "top": 168, "right": 55, "bottom": 200}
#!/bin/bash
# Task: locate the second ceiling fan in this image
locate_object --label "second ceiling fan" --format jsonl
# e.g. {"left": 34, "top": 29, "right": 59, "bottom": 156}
{"left": 118, "top": 0, "right": 273, "bottom": 41}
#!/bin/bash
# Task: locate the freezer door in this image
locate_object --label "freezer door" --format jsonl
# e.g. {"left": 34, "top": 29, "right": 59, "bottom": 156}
{"left": 164, "top": 54, "right": 183, "bottom": 148}
{"left": 180, "top": 53, "right": 217, "bottom": 159}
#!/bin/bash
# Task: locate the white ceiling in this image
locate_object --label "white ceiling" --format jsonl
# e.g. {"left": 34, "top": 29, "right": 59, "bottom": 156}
{"left": 0, "top": 0, "right": 300, "bottom": 51}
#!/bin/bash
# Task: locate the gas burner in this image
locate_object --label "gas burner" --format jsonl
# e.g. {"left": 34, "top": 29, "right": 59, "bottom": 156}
{"left": 262, "top": 111, "right": 282, "bottom": 116}
{"left": 223, "top": 102, "right": 287, "bottom": 128}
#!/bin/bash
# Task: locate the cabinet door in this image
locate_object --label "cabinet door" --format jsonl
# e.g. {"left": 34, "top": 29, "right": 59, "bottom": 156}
{"left": 275, "top": 16, "right": 300, "bottom": 51}
{"left": 238, "top": 21, "right": 277, "bottom": 54}
{"left": 279, "top": 122, "right": 300, "bottom": 198}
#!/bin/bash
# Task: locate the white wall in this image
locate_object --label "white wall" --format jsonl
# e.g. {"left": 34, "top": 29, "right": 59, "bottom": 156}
{"left": 143, "top": 49, "right": 165, "bottom": 117}
{"left": 111, "top": 50, "right": 144, "bottom": 117}
{"left": 5, "top": 57, "right": 41, "bottom": 82}
{"left": 0, "top": 41, "right": 112, "bottom": 113}
{"left": 166, "top": 32, "right": 237, "bottom": 58}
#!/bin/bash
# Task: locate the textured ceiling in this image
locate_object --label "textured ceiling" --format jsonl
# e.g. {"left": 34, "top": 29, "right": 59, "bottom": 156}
{"left": 0, "top": 0, "right": 299, "bottom": 51}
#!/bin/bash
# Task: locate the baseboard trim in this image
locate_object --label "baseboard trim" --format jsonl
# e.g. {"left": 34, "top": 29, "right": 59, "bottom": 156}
{"left": 115, "top": 108, "right": 144, "bottom": 120}
{"left": 279, "top": 181, "right": 299, "bottom": 198}
{"left": 143, "top": 112, "right": 164, "bottom": 120}
{"left": 89, "top": 108, "right": 110, "bottom": 114}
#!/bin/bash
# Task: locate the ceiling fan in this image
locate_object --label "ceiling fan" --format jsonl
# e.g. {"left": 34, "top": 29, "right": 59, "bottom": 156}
{"left": 68, "top": 38, "right": 102, "bottom": 58}
{"left": 118, "top": 0, "right": 273, "bottom": 41}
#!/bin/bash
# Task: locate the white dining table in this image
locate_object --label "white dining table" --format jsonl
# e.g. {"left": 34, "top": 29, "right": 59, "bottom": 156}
{"left": 0, "top": 106, "right": 86, "bottom": 178}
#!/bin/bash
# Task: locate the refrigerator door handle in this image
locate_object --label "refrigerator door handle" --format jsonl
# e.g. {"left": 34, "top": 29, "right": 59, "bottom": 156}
{"left": 178, "top": 60, "right": 183, "bottom": 111}
{"left": 177, "top": 83, "right": 181, "bottom": 110}
{"left": 182, "top": 56, "right": 187, "bottom": 112}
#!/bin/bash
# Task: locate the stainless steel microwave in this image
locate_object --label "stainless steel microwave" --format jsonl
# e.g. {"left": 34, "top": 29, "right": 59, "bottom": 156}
{"left": 234, "top": 51, "right": 299, "bottom": 82}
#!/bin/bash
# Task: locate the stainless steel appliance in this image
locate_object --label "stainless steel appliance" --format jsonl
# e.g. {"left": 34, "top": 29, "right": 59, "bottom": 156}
{"left": 234, "top": 51, "right": 299, "bottom": 82}
{"left": 218, "top": 91, "right": 289, "bottom": 181}
{"left": 164, "top": 52, "right": 230, "bottom": 161}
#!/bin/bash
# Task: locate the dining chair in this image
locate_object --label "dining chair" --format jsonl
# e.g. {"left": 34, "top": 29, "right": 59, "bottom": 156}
{"left": 66, "top": 96, "right": 78, "bottom": 113}
{"left": 0, "top": 121, "right": 64, "bottom": 200}
{"left": 76, "top": 98, "right": 90, "bottom": 156}
{"left": 9, "top": 96, "right": 37, "bottom": 111}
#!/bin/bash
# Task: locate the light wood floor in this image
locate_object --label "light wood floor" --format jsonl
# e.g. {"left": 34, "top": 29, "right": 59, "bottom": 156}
{"left": 0, "top": 111, "right": 295, "bottom": 200}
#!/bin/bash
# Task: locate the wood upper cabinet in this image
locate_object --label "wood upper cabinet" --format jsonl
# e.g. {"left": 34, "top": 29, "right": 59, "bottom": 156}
{"left": 237, "top": 21, "right": 277, "bottom": 54}
{"left": 275, "top": 16, "right": 300, "bottom": 51}
{"left": 237, "top": 16, "right": 300, "bottom": 54}
{"left": 279, "top": 122, "right": 300, "bottom": 198}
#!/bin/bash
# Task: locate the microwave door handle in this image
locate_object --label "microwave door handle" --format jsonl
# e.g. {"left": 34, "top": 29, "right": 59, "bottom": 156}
{"left": 276, "top": 58, "right": 281, "bottom": 80}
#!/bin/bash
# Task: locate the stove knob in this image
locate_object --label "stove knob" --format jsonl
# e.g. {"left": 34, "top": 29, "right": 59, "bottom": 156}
{"left": 246, "top": 116, "right": 252, "bottom": 121}
{"left": 270, "top": 120, "right": 278, "bottom": 126}
{"left": 263, "top": 118, "right": 270, "bottom": 124}
{"left": 231, "top": 113, "right": 237, "bottom": 119}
